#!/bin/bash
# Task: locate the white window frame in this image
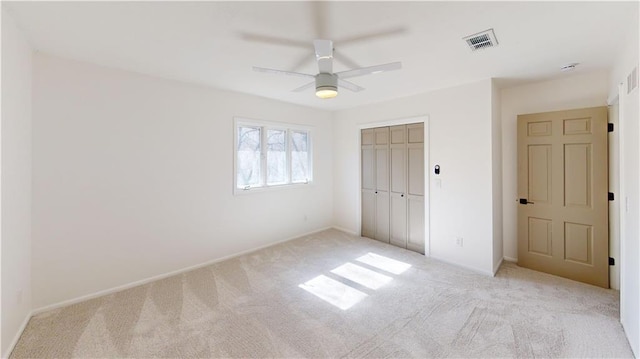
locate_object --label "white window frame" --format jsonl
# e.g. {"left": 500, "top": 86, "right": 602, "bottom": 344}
{"left": 234, "top": 117, "right": 313, "bottom": 195}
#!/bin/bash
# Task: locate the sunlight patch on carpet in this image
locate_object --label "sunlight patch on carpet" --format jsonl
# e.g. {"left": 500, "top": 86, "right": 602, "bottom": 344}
{"left": 330, "top": 262, "right": 393, "bottom": 290}
{"left": 355, "top": 253, "right": 411, "bottom": 275}
{"left": 299, "top": 274, "right": 368, "bottom": 310}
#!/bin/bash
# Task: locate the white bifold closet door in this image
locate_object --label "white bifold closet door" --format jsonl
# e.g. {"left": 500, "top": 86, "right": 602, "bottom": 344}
{"left": 361, "top": 123, "right": 424, "bottom": 254}
{"left": 389, "top": 125, "right": 407, "bottom": 248}
{"left": 361, "top": 129, "right": 376, "bottom": 240}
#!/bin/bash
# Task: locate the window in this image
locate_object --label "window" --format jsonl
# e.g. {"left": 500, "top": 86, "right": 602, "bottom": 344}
{"left": 235, "top": 119, "right": 312, "bottom": 192}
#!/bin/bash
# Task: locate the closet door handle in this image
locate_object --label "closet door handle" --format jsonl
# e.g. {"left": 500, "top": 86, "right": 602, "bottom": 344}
{"left": 401, "top": 193, "right": 404, "bottom": 197}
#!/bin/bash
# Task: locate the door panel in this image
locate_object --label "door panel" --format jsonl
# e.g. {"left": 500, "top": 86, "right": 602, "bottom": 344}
{"left": 517, "top": 106, "right": 608, "bottom": 288}
{"left": 375, "top": 192, "right": 390, "bottom": 242}
{"left": 564, "top": 144, "right": 591, "bottom": 208}
{"left": 361, "top": 191, "right": 376, "bottom": 239}
{"left": 390, "top": 125, "right": 405, "bottom": 144}
{"left": 527, "top": 145, "right": 552, "bottom": 204}
{"left": 389, "top": 125, "right": 407, "bottom": 248}
{"left": 390, "top": 147, "right": 406, "bottom": 193}
{"left": 407, "top": 124, "right": 424, "bottom": 143}
{"left": 374, "top": 128, "right": 390, "bottom": 242}
{"left": 408, "top": 146, "right": 424, "bottom": 196}
{"left": 528, "top": 217, "right": 552, "bottom": 256}
{"left": 361, "top": 129, "right": 376, "bottom": 238}
{"left": 390, "top": 194, "right": 407, "bottom": 247}
{"left": 375, "top": 127, "right": 389, "bottom": 145}
{"left": 376, "top": 148, "right": 389, "bottom": 191}
{"left": 407, "top": 196, "right": 425, "bottom": 254}
{"left": 362, "top": 129, "right": 374, "bottom": 145}
{"left": 362, "top": 148, "right": 375, "bottom": 190}
{"left": 564, "top": 222, "right": 593, "bottom": 265}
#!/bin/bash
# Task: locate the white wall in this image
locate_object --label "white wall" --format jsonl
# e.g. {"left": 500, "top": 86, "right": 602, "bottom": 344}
{"left": 1, "top": 9, "right": 33, "bottom": 357}
{"left": 31, "top": 54, "right": 334, "bottom": 309}
{"left": 500, "top": 71, "right": 610, "bottom": 262}
{"left": 333, "top": 79, "right": 498, "bottom": 275}
{"left": 609, "top": 14, "right": 639, "bottom": 354}
{"left": 491, "top": 79, "right": 503, "bottom": 273}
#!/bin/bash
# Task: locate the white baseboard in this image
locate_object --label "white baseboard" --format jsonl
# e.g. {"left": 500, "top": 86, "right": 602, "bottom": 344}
{"left": 3, "top": 310, "right": 33, "bottom": 359}
{"left": 429, "top": 255, "right": 495, "bottom": 277}
{"left": 332, "top": 226, "right": 358, "bottom": 236}
{"left": 32, "top": 226, "right": 332, "bottom": 316}
{"left": 503, "top": 256, "right": 518, "bottom": 263}
{"left": 493, "top": 257, "right": 504, "bottom": 276}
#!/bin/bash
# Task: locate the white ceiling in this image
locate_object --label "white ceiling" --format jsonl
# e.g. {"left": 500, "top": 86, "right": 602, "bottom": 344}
{"left": 4, "top": 1, "right": 638, "bottom": 110}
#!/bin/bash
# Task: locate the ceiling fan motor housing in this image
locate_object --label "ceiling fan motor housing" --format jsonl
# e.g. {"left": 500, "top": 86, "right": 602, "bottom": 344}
{"left": 316, "top": 73, "right": 338, "bottom": 92}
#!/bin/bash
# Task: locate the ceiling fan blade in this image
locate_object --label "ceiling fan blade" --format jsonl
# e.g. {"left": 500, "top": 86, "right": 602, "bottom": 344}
{"left": 336, "top": 62, "right": 402, "bottom": 79}
{"left": 240, "top": 32, "right": 309, "bottom": 49}
{"left": 333, "top": 51, "right": 361, "bottom": 70}
{"left": 338, "top": 79, "right": 365, "bottom": 92}
{"left": 292, "top": 81, "right": 316, "bottom": 93}
{"left": 253, "top": 66, "right": 315, "bottom": 79}
{"left": 337, "top": 27, "right": 407, "bottom": 46}
{"left": 313, "top": 39, "right": 333, "bottom": 73}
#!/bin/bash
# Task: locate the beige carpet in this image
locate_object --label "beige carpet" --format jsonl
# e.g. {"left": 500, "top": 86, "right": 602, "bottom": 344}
{"left": 11, "top": 229, "right": 633, "bottom": 358}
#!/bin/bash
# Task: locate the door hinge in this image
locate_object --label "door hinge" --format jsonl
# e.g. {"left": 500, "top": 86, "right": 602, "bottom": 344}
{"left": 609, "top": 257, "right": 615, "bottom": 266}
{"left": 608, "top": 123, "right": 614, "bottom": 132}
{"left": 609, "top": 192, "right": 615, "bottom": 201}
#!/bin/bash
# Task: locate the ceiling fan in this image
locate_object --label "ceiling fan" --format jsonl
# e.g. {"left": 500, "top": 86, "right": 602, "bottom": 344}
{"left": 253, "top": 39, "right": 402, "bottom": 99}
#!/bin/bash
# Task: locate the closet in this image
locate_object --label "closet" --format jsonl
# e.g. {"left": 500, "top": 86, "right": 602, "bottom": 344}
{"left": 361, "top": 123, "right": 425, "bottom": 254}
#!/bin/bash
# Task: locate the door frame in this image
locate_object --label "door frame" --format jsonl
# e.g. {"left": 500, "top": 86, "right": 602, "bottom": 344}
{"left": 356, "top": 115, "right": 430, "bottom": 256}
{"left": 607, "top": 98, "right": 621, "bottom": 290}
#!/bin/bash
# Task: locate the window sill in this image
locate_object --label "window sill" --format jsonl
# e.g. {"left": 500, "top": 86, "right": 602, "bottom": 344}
{"left": 233, "top": 181, "right": 314, "bottom": 196}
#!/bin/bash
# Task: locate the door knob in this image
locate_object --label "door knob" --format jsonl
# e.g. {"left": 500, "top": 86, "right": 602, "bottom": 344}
{"left": 519, "top": 198, "right": 534, "bottom": 205}
{"left": 401, "top": 193, "right": 405, "bottom": 197}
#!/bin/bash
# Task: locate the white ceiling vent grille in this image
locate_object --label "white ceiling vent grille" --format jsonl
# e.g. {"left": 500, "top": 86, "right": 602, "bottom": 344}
{"left": 463, "top": 29, "right": 498, "bottom": 51}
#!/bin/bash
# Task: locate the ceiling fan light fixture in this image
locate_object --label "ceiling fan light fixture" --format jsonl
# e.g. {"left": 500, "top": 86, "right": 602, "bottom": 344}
{"left": 315, "top": 73, "right": 339, "bottom": 99}
{"left": 316, "top": 86, "right": 338, "bottom": 99}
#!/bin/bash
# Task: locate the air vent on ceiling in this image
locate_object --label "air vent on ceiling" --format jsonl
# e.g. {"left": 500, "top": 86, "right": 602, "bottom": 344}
{"left": 627, "top": 67, "right": 638, "bottom": 94}
{"left": 561, "top": 63, "right": 579, "bottom": 72}
{"left": 463, "top": 28, "right": 498, "bottom": 51}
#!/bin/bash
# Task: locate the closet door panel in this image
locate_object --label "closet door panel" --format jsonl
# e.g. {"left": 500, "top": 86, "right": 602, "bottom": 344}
{"left": 408, "top": 196, "right": 425, "bottom": 253}
{"left": 361, "top": 191, "right": 376, "bottom": 239}
{"left": 361, "top": 128, "right": 376, "bottom": 238}
{"left": 375, "top": 192, "right": 390, "bottom": 243}
{"left": 389, "top": 125, "right": 407, "bottom": 248}
{"left": 390, "top": 194, "right": 407, "bottom": 247}
{"left": 408, "top": 145, "right": 424, "bottom": 196}
{"left": 375, "top": 148, "right": 389, "bottom": 191}
{"left": 374, "top": 127, "right": 390, "bottom": 242}
{"left": 362, "top": 148, "right": 375, "bottom": 190}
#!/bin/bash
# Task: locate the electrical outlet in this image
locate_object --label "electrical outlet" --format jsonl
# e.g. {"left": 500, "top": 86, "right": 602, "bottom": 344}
{"left": 456, "top": 237, "right": 463, "bottom": 247}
